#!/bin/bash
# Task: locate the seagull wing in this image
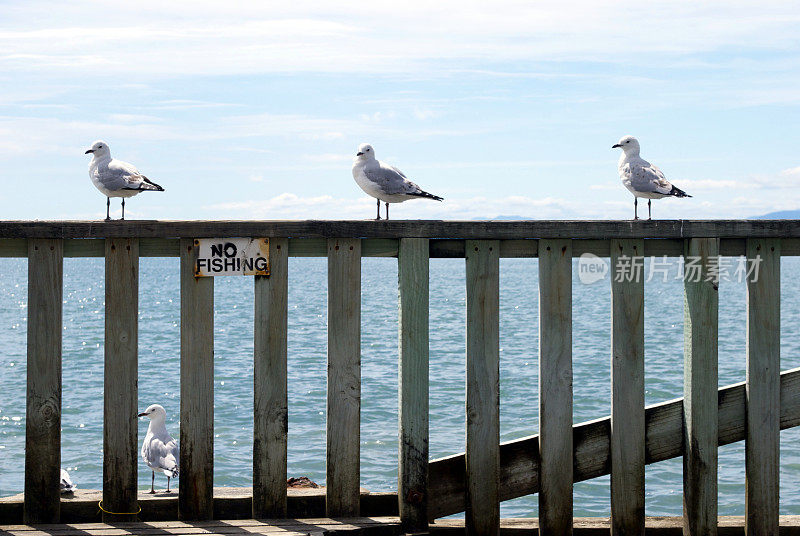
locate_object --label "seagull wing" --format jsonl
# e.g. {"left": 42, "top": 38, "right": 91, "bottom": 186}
{"left": 363, "top": 162, "right": 423, "bottom": 195}
{"left": 622, "top": 159, "right": 674, "bottom": 195}
{"left": 102, "top": 159, "right": 163, "bottom": 191}
{"left": 142, "top": 431, "right": 179, "bottom": 477}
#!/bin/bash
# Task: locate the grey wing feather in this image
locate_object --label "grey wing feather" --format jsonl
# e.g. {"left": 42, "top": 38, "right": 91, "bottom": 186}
{"left": 364, "top": 163, "right": 422, "bottom": 195}
{"left": 622, "top": 160, "right": 673, "bottom": 195}
{"left": 143, "top": 435, "right": 179, "bottom": 476}
{"left": 103, "top": 160, "right": 148, "bottom": 190}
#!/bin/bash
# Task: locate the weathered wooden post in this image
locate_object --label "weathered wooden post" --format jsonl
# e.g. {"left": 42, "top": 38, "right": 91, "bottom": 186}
{"left": 24, "top": 238, "right": 63, "bottom": 524}
{"left": 465, "top": 239, "right": 500, "bottom": 536}
{"left": 538, "top": 239, "right": 573, "bottom": 535}
{"left": 253, "top": 238, "right": 289, "bottom": 518}
{"left": 398, "top": 238, "right": 430, "bottom": 532}
{"left": 683, "top": 238, "right": 719, "bottom": 536}
{"left": 179, "top": 238, "right": 215, "bottom": 520}
{"left": 326, "top": 238, "right": 362, "bottom": 517}
{"left": 103, "top": 238, "right": 140, "bottom": 522}
{"left": 610, "top": 239, "right": 645, "bottom": 536}
{"left": 746, "top": 238, "right": 780, "bottom": 535}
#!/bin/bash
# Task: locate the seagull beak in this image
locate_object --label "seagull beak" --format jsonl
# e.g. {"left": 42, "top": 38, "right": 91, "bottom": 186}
{"left": 612, "top": 144, "right": 622, "bottom": 148}
{"left": 85, "top": 149, "right": 94, "bottom": 154}
{"left": 356, "top": 152, "right": 364, "bottom": 156}
{"left": 137, "top": 412, "right": 147, "bottom": 417}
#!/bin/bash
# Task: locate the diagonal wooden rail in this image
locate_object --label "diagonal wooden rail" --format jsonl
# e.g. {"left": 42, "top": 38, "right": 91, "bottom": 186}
{"left": 426, "top": 366, "right": 800, "bottom": 519}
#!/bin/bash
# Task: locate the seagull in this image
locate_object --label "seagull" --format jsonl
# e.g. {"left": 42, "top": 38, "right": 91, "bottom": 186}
{"left": 351, "top": 143, "right": 443, "bottom": 220}
{"left": 138, "top": 404, "right": 179, "bottom": 493}
{"left": 613, "top": 135, "right": 691, "bottom": 220}
{"left": 60, "top": 469, "right": 77, "bottom": 494}
{"left": 85, "top": 141, "right": 164, "bottom": 221}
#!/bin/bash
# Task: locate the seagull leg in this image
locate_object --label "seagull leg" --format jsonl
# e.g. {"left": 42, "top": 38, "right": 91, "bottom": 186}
{"left": 166, "top": 476, "right": 171, "bottom": 493}
{"left": 386, "top": 202, "right": 390, "bottom": 220}
{"left": 634, "top": 198, "right": 639, "bottom": 220}
{"left": 121, "top": 198, "right": 125, "bottom": 220}
{"left": 106, "top": 198, "right": 111, "bottom": 221}
{"left": 149, "top": 471, "right": 155, "bottom": 494}
{"left": 648, "top": 199, "right": 652, "bottom": 220}
{"left": 375, "top": 198, "right": 381, "bottom": 220}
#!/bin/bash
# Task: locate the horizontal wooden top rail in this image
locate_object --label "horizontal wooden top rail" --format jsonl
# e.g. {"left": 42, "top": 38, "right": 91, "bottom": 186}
{"left": 2, "top": 237, "right": 800, "bottom": 258}
{"left": 0, "top": 219, "right": 799, "bottom": 240}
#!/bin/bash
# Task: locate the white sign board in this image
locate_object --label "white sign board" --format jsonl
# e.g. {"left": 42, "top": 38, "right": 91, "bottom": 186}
{"left": 194, "top": 238, "right": 270, "bottom": 277}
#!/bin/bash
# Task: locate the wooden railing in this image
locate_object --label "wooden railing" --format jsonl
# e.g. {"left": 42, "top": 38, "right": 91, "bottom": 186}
{"left": 2, "top": 220, "right": 799, "bottom": 536}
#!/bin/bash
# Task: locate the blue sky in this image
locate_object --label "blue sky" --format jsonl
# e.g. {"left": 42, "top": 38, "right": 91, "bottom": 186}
{"left": 1, "top": 1, "right": 799, "bottom": 220}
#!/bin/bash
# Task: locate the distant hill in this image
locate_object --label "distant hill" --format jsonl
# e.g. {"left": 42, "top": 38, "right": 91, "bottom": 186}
{"left": 752, "top": 210, "right": 800, "bottom": 219}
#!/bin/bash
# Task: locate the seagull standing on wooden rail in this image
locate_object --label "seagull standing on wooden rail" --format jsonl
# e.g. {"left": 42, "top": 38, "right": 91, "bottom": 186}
{"left": 351, "top": 143, "right": 443, "bottom": 220}
{"left": 613, "top": 135, "right": 691, "bottom": 220}
{"left": 85, "top": 141, "right": 164, "bottom": 221}
{"left": 138, "top": 404, "right": 179, "bottom": 494}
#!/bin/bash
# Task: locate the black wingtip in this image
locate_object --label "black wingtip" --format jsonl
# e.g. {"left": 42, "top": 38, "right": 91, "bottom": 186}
{"left": 670, "top": 185, "right": 691, "bottom": 198}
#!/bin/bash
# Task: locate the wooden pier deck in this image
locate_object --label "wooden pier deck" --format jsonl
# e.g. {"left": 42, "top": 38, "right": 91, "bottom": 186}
{"left": 2, "top": 220, "right": 800, "bottom": 535}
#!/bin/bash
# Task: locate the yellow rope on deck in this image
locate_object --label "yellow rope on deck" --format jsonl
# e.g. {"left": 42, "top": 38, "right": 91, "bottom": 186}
{"left": 98, "top": 500, "right": 141, "bottom": 515}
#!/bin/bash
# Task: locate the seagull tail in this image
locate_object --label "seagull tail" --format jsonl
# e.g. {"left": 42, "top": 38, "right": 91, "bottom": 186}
{"left": 669, "top": 185, "right": 691, "bottom": 198}
{"left": 409, "top": 190, "right": 443, "bottom": 202}
{"left": 168, "top": 467, "right": 179, "bottom": 479}
{"left": 139, "top": 177, "right": 165, "bottom": 192}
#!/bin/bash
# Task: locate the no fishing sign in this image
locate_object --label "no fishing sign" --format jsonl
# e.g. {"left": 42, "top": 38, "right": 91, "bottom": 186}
{"left": 194, "top": 238, "right": 270, "bottom": 277}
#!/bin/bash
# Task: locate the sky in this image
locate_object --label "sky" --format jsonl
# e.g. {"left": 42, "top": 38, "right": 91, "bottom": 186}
{"left": 1, "top": 1, "right": 799, "bottom": 221}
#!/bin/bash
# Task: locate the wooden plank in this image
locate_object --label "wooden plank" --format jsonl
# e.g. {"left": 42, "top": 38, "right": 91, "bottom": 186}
{"left": 4, "top": 219, "right": 800, "bottom": 240}
{"left": 253, "top": 238, "right": 289, "bottom": 518}
{"left": 746, "top": 238, "right": 780, "bottom": 535}
{"left": 397, "top": 238, "right": 430, "bottom": 532}
{"left": 140, "top": 238, "right": 180, "bottom": 257}
{"left": 610, "top": 239, "right": 645, "bottom": 536}
{"left": 682, "top": 238, "right": 718, "bottom": 536}
{"left": 103, "top": 239, "right": 140, "bottom": 522}
{"left": 23, "top": 239, "right": 64, "bottom": 524}
{"left": 427, "top": 365, "right": 800, "bottom": 519}
{"left": 0, "top": 238, "right": 27, "bottom": 256}
{"left": 537, "top": 239, "right": 573, "bottom": 535}
{"left": 326, "top": 238, "right": 361, "bottom": 517}
{"left": 464, "top": 239, "right": 500, "bottom": 536}
{"left": 179, "top": 239, "right": 214, "bottom": 520}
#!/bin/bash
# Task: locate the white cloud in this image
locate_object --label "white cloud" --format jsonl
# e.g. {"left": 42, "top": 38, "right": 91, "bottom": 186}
{"left": 2, "top": 1, "right": 799, "bottom": 78}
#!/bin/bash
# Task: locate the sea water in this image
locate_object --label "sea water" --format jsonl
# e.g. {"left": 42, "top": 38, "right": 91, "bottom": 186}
{"left": 1, "top": 256, "right": 799, "bottom": 517}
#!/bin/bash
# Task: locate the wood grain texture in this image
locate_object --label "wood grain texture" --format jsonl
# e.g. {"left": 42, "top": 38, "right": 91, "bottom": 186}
{"left": 537, "top": 239, "right": 573, "bottom": 535}
{"left": 465, "top": 240, "right": 500, "bottom": 536}
{"left": 179, "top": 239, "right": 214, "bottom": 520}
{"left": 3, "top": 219, "right": 800, "bottom": 240}
{"left": 2, "top": 237, "right": 799, "bottom": 259}
{"left": 398, "top": 238, "right": 430, "bottom": 532}
{"left": 610, "top": 239, "right": 645, "bottom": 536}
{"left": 682, "top": 238, "right": 719, "bottom": 536}
{"left": 23, "top": 239, "right": 63, "bottom": 523}
{"left": 103, "top": 239, "right": 139, "bottom": 522}
{"left": 326, "top": 238, "right": 362, "bottom": 517}
{"left": 427, "top": 367, "right": 800, "bottom": 519}
{"left": 746, "top": 238, "right": 780, "bottom": 535}
{"left": 253, "top": 238, "right": 289, "bottom": 518}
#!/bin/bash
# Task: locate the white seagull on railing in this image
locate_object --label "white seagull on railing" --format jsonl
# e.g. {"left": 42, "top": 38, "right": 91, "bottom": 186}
{"left": 613, "top": 135, "right": 691, "bottom": 220}
{"left": 351, "top": 143, "right": 443, "bottom": 220}
{"left": 85, "top": 141, "right": 164, "bottom": 221}
{"left": 138, "top": 404, "right": 179, "bottom": 493}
